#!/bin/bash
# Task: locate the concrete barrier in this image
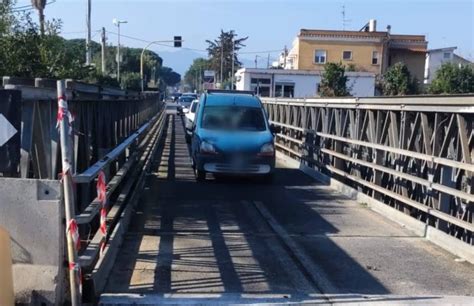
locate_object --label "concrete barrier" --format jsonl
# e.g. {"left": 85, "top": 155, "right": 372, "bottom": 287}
{"left": 0, "top": 178, "right": 65, "bottom": 305}
{"left": 0, "top": 226, "right": 14, "bottom": 306}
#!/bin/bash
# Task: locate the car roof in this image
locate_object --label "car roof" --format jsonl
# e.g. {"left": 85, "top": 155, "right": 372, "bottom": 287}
{"left": 205, "top": 93, "right": 261, "bottom": 108}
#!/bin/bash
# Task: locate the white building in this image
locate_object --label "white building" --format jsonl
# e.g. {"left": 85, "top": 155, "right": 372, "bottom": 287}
{"left": 424, "top": 47, "right": 472, "bottom": 84}
{"left": 235, "top": 68, "right": 376, "bottom": 98}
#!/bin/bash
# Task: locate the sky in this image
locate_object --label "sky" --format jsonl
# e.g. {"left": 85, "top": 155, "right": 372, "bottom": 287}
{"left": 14, "top": 0, "right": 474, "bottom": 75}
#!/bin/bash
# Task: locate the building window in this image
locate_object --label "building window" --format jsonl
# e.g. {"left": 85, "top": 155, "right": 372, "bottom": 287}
{"left": 275, "top": 83, "right": 295, "bottom": 98}
{"left": 342, "top": 51, "right": 352, "bottom": 61}
{"left": 250, "top": 78, "right": 271, "bottom": 97}
{"left": 314, "top": 50, "right": 327, "bottom": 64}
{"left": 251, "top": 78, "right": 271, "bottom": 85}
{"left": 443, "top": 52, "right": 451, "bottom": 59}
{"left": 372, "top": 51, "right": 379, "bottom": 65}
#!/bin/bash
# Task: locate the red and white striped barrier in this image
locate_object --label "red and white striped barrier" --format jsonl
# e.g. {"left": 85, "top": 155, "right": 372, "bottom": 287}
{"left": 97, "top": 170, "right": 107, "bottom": 256}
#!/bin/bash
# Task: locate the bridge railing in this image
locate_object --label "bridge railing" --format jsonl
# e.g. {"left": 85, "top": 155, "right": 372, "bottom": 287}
{"left": 262, "top": 95, "right": 473, "bottom": 249}
{"left": 1, "top": 76, "right": 157, "bottom": 179}
{"left": 0, "top": 77, "right": 167, "bottom": 304}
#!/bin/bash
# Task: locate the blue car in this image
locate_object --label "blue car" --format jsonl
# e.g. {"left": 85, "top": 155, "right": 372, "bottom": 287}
{"left": 189, "top": 90, "right": 279, "bottom": 181}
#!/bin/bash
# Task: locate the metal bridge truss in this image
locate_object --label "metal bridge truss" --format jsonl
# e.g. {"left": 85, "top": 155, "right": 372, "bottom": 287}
{"left": 262, "top": 96, "right": 473, "bottom": 246}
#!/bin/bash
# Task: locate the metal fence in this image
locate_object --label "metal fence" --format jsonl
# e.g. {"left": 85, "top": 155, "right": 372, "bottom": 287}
{"left": 262, "top": 95, "right": 474, "bottom": 246}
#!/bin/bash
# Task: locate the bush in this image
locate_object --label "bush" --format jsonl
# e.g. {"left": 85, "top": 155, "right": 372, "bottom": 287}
{"left": 382, "top": 62, "right": 419, "bottom": 96}
{"left": 320, "top": 62, "right": 350, "bottom": 97}
{"left": 429, "top": 63, "right": 474, "bottom": 94}
{"left": 120, "top": 72, "right": 141, "bottom": 91}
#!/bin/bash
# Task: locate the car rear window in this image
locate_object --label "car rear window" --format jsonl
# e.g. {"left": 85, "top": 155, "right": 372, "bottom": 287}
{"left": 190, "top": 102, "right": 199, "bottom": 113}
{"left": 179, "top": 96, "right": 194, "bottom": 103}
{"left": 201, "top": 106, "right": 266, "bottom": 131}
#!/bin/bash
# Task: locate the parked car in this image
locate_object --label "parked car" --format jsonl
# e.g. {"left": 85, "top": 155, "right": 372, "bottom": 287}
{"left": 190, "top": 90, "right": 280, "bottom": 181}
{"left": 170, "top": 92, "right": 182, "bottom": 102}
{"left": 177, "top": 95, "right": 194, "bottom": 115}
{"left": 184, "top": 99, "right": 199, "bottom": 143}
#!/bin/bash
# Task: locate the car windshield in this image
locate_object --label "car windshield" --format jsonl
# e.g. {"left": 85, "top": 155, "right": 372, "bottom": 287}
{"left": 190, "top": 102, "right": 199, "bottom": 113}
{"left": 201, "top": 106, "right": 266, "bottom": 131}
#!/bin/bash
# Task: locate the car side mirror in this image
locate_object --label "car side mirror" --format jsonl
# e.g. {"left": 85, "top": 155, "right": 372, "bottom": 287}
{"left": 270, "top": 124, "right": 281, "bottom": 134}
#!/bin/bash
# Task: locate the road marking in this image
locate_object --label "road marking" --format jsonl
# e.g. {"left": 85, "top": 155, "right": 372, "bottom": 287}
{"left": 251, "top": 200, "right": 337, "bottom": 299}
{"left": 0, "top": 114, "right": 17, "bottom": 147}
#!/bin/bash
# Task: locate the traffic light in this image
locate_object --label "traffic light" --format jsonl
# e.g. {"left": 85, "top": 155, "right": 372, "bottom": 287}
{"left": 174, "top": 36, "right": 182, "bottom": 48}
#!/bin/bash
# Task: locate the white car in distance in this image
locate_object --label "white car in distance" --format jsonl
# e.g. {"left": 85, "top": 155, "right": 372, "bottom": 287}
{"left": 184, "top": 99, "right": 199, "bottom": 143}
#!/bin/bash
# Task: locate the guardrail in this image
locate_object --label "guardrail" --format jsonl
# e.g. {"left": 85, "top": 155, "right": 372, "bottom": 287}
{"left": 0, "top": 77, "right": 166, "bottom": 304}
{"left": 78, "top": 107, "right": 168, "bottom": 300}
{"left": 262, "top": 95, "right": 473, "bottom": 249}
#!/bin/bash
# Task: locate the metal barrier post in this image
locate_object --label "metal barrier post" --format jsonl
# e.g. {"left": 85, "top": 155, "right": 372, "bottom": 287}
{"left": 57, "top": 80, "right": 81, "bottom": 306}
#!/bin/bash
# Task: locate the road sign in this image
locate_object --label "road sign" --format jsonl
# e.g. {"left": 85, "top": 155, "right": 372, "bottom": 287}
{"left": 0, "top": 114, "right": 17, "bottom": 147}
{"left": 204, "top": 70, "right": 215, "bottom": 77}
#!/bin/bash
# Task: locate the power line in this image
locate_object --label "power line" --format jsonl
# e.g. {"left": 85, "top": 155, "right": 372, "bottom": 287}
{"left": 239, "top": 49, "right": 283, "bottom": 54}
{"left": 105, "top": 30, "right": 208, "bottom": 53}
{"left": 104, "top": 31, "right": 285, "bottom": 56}
{"left": 11, "top": 0, "right": 56, "bottom": 12}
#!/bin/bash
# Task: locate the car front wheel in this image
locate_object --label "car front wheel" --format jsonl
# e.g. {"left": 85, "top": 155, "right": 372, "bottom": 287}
{"left": 195, "top": 168, "right": 206, "bottom": 181}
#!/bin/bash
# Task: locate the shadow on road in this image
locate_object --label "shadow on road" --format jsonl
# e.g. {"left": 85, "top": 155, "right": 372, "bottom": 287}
{"left": 103, "top": 115, "right": 473, "bottom": 304}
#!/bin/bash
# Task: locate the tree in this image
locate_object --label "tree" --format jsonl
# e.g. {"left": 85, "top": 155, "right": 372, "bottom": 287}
{"left": 0, "top": 9, "right": 92, "bottom": 79}
{"left": 206, "top": 30, "right": 247, "bottom": 84}
{"left": 158, "top": 67, "right": 180, "bottom": 87}
{"left": 0, "top": 1, "right": 14, "bottom": 35}
{"left": 382, "top": 62, "right": 418, "bottom": 96}
{"left": 184, "top": 58, "right": 210, "bottom": 91}
{"left": 320, "top": 62, "right": 350, "bottom": 97}
{"left": 429, "top": 63, "right": 474, "bottom": 94}
{"left": 0, "top": 3, "right": 179, "bottom": 91}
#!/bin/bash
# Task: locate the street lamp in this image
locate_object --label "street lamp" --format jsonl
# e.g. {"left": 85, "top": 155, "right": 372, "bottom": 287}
{"left": 140, "top": 37, "right": 182, "bottom": 92}
{"left": 113, "top": 18, "right": 127, "bottom": 82}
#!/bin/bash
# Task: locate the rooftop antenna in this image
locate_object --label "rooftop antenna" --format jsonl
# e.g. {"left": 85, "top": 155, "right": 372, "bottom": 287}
{"left": 341, "top": 4, "right": 351, "bottom": 30}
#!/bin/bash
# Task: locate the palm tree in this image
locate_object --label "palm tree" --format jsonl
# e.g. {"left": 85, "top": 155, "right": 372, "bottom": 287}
{"left": 31, "top": 0, "right": 47, "bottom": 35}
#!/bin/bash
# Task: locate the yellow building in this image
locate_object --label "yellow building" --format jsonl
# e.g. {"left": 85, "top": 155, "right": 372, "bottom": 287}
{"left": 284, "top": 20, "right": 427, "bottom": 82}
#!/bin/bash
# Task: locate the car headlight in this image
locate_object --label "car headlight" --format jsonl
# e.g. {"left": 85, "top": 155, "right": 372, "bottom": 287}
{"left": 200, "top": 141, "right": 217, "bottom": 154}
{"left": 258, "top": 143, "right": 275, "bottom": 156}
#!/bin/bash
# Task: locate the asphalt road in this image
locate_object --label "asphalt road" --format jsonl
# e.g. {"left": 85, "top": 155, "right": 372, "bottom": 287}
{"left": 101, "top": 114, "right": 474, "bottom": 305}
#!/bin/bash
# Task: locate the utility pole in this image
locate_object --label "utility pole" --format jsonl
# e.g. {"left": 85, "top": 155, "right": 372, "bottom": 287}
{"left": 85, "top": 0, "right": 92, "bottom": 65}
{"left": 255, "top": 55, "right": 258, "bottom": 68}
{"left": 220, "top": 41, "right": 224, "bottom": 86}
{"left": 231, "top": 38, "right": 235, "bottom": 89}
{"left": 117, "top": 23, "right": 120, "bottom": 81}
{"left": 267, "top": 53, "right": 270, "bottom": 68}
{"left": 101, "top": 27, "right": 106, "bottom": 74}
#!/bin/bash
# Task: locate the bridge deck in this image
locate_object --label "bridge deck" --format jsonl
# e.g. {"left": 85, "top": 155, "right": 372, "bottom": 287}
{"left": 101, "top": 115, "right": 473, "bottom": 304}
